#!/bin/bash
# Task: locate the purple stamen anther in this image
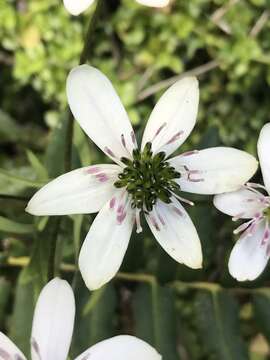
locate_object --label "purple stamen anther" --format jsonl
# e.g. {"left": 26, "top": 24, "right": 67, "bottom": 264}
{"left": 96, "top": 173, "right": 109, "bottom": 182}
{"left": 166, "top": 131, "right": 184, "bottom": 145}
{"left": 121, "top": 134, "right": 126, "bottom": 148}
{"left": 158, "top": 213, "right": 166, "bottom": 225}
{"left": 181, "top": 150, "right": 199, "bottom": 157}
{"left": 86, "top": 166, "right": 100, "bottom": 174}
{"left": 104, "top": 146, "right": 115, "bottom": 158}
{"left": 117, "top": 204, "right": 124, "bottom": 214}
{"left": 154, "top": 122, "right": 167, "bottom": 139}
{"left": 150, "top": 216, "right": 160, "bottom": 231}
{"left": 110, "top": 197, "right": 116, "bottom": 209}
{"left": 266, "top": 243, "right": 270, "bottom": 256}
{"left": 131, "top": 131, "right": 136, "bottom": 144}
{"left": 117, "top": 211, "right": 127, "bottom": 224}
{"left": 172, "top": 206, "right": 183, "bottom": 217}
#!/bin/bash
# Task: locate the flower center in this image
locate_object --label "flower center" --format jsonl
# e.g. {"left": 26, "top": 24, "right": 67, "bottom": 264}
{"left": 114, "top": 142, "right": 181, "bottom": 211}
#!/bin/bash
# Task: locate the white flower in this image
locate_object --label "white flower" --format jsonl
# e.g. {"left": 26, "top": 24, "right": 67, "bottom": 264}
{"left": 63, "top": 0, "right": 170, "bottom": 16}
{"left": 26, "top": 65, "right": 258, "bottom": 290}
{"left": 0, "top": 278, "right": 161, "bottom": 360}
{"left": 214, "top": 123, "right": 270, "bottom": 282}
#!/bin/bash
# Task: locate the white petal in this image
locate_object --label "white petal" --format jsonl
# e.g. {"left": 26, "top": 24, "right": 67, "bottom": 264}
{"left": 75, "top": 335, "right": 162, "bottom": 360}
{"left": 258, "top": 123, "right": 270, "bottom": 193}
{"left": 214, "top": 188, "right": 266, "bottom": 219}
{"left": 26, "top": 165, "right": 120, "bottom": 216}
{"left": 67, "top": 65, "right": 136, "bottom": 164}
{"left": 135, "top": 0, "right": 169, "bottom": 7}
{"left": 31, "top": 278, "right": 75, "bottom": 360}
{"left": 141, "top": 77, "right": 199, "bottom": 157}
{"left": 170, "top": 147, "right": 258, "bottom": 195}
{"left": 228, "top": 221, "right": 269, "bottom": 281}
{"left": 79, "top": 192, "right": 135, "bottom": 290}
{"left": 63, "top": 0, "right": 94, "bottom": 15}
{"left": 145, "top": 198, "right": 202, "bottom": 269}
{"left": 0, "top": 332, "right": 26, "bottom": 360}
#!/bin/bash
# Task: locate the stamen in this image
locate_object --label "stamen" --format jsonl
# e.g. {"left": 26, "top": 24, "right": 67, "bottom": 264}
{"left": 172, "top": 192, "right": 194, "bottom": 206}
{"left": 131, "top": 131, "right": 137, "bottom": 146}
{"left": 109, "top": 197, "right": 116, "bottom": 209}
{"left": 95, "top": 173, "right": 109, "bottom": 182}
{"left": 232, "top": 212, "right": 245, "bottom": 221}
{"left": 172, "top": 206, "right": 183, "bottom": 217}
{"left": 180, "top": 150, "right": 199, "bottom": 157}
{"left": 31, "top": 338, "right": 42, "bottom": 360}
{"left": 86, "top": 166, "right": 100, "bottom": 174}
{"left": 135, "top": 209, "right": 143, "bottom": 233}
{"left": 166, "top": 131, "right": 184, "bottom": 145}
{"left": 261, "top": 220, "right": 270, "bottom": 245}
{"left": 266, "top": 243, "right": 270, "bottom": 256}
{"left": 153, "top": 122, "right": 167, "bottom": 140}
{"left": 117, "top": 210, "right": 127, "bottom": 225}
{"left": 150, "top": 215, "right": 160, "bottom": 231}
{"left": 15, "top": 355, "right": 25, "bottom": 360}
{"left": 184, "top": 166, "right": 204, "bottom": 183}
{"left": 104, "top": 146, "right": 116, "bottom": 158}
{"left": 233, "top": 219, "right": 253, "bottom": 234}
{"left": 121, "top": 134, "right": 126, "bottom": 149}
{"left": 246, "top": 182, "right": 268, "bottom": 192}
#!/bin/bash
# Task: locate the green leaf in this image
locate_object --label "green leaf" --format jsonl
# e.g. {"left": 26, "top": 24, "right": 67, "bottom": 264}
{"left": 252, "top": 288, "right": 270, "bottom": 343}
{"left": 195, "top": 288, "right": 249, "bottom": 360}
{"left": 133, "top": 283, "right": 179, "bottom": 360}
{"left": 0, "top": 278, "right": 11, "bottom": 325}
{"left": 0, "top": 168, "right": 45, "bottom": 188}
{"left": 0, "top": 216, "right": 34, "bottom": 234}
{"left": 0, "top": 109, "right": 21, "bottom": 142}
{"left": 9, "top": 270, "right": 35, "bottom": 357}
{"left": 71, "top": 281, "right": 117, "bottom": 357}
{"left": 26, "top": 149, "right": 48, "bottom": 180}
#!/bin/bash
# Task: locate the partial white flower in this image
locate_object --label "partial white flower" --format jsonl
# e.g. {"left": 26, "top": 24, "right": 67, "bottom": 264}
{"left": 214, "top": 123, "right": 270, "bottom": 281}
{"left": 63, "top": 0, "right": 169, "bottom": 16}
{"left": 0, "top": 278, "right": 161, "bottom": 360}
{"left": 27, "top": 65, "right": 258, "bottom": 290}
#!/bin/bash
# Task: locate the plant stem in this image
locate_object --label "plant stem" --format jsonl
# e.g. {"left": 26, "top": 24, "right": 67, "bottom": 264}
{"left": 80, "top": 0, "right": 104, "bottom": 64}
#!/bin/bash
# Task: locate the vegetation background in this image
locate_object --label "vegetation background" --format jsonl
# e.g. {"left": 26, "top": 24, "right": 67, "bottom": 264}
{"left": 0, "top": 0, "right": 270, "bottom": 359}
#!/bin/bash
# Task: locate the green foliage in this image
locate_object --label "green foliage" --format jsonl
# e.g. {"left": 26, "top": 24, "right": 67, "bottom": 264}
{"left": 195, "top": 288, "right": 248, "bottom": 360}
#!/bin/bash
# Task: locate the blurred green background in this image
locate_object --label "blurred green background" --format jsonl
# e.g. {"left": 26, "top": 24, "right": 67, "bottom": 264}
{"left": 0, "top": 0, "right": 270, "bottom": 359}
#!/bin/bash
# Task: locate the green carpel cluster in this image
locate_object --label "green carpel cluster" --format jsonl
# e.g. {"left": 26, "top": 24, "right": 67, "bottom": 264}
{"left": 114, "top": 142, "right": 181, "bottom": 211}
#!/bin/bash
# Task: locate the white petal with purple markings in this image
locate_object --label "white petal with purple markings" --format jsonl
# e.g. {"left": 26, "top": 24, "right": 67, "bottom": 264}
{"left": 0, "top": 332, "right": 26, "bottom": 360}
{"left": 26, "top": 165, "right": 120, "bottom": 216}
{"left": 79, "top": 192, "right": 135, "bottom": 290}
{"left": 214, "top": 188, "right": 267, "bottom": 219}
{"left": 74, "top": 335, "right": 162, "bottom": 360}
{"left": 31, "top": 278, "right": 75, "bottom": 360}
{"left": 145, "top": 198, "right": 202, "bottom": 269}
{"left": 170, "top": 147, "right": 258, "bottom": 195}
{"left": 67, "top": 65, "right": 136, "bottom": 164}
{"left": 228, "top": 221, "right": 270, "bottom": 281}
{"left": 141, "top": 77, "right": 199, "bottom": 157}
